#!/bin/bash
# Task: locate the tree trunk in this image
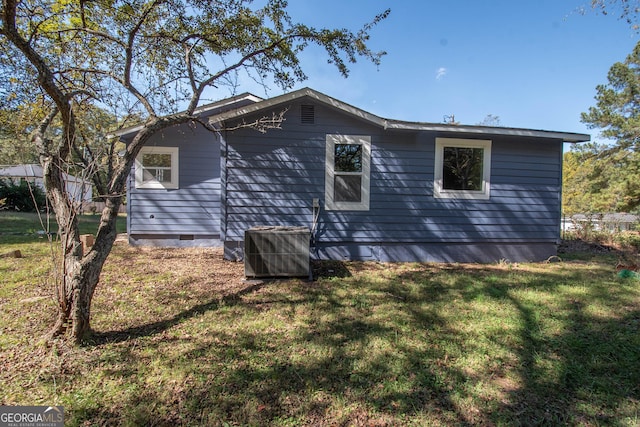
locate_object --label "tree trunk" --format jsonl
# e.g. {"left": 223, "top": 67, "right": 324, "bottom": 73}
{"left": 47, "top": 193, "right": 121, "bottom": 344}
{"left": 40, "top": 122, "right": 155, "bottom": 345}
{"left": 49, "top": 261, "right": 100, "bottom": 343}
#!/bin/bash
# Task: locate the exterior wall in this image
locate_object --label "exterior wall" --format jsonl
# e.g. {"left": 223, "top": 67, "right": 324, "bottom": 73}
{"left": 128, "top": 123, "right": 223, "bottom": 247}
{"left": 223, "top": 99, "right": 563, "bottom": 262}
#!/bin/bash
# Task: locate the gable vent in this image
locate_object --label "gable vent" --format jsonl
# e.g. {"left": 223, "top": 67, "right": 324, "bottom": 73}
{"left": 301, "top": 104, "right": 315, "bottom": 124}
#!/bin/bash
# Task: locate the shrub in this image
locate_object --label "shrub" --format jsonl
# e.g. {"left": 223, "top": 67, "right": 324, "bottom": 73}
{"left": 0, "top": 178, "right": 47, "bottom": 212}
{"left": 614, "top": 231, "right": 640, "bottom": 251}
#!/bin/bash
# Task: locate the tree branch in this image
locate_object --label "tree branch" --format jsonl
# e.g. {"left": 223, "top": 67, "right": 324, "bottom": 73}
{"left": 189, "top": 33, "right": 303, "bottom": 113}
{"left": 30, "top": 106, "right": 59, "bottom": 154}
{"left": 2, "top": 0, "right": 76, "bottom": 161}
{"left": 217, "top": 108, "right": 289, "bottom": 134}
{"left": 123, "top": 0, "right": 166, "bottom": 118}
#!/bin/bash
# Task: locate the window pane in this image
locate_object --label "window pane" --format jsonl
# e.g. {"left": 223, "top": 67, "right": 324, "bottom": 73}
{"left": 335, "top": 144, "right": 362, "bottom": 172}
{"left": 143, "top": 153, "right": 172, "bottom": 168}
{"left": 334, "top": 175, "right": 362, "bottom": 202}
{"left": 142, "top": 168, "right": 171, "bottom": 183}
{"left": 442, "top": 147, "right": 483, "bottom": 190}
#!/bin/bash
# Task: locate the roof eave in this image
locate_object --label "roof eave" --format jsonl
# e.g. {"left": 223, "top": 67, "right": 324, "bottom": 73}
{"left": 209, "top": 88, "right": 590, "bottom": 143}
{"left": 110, "top": 92, "right": 264, "bottom": 139}
{"left": 209, "top": 87, "right": 386, "bottom": 127}
{"left": 384, "top": 121, "right": 591, "bottom": 143}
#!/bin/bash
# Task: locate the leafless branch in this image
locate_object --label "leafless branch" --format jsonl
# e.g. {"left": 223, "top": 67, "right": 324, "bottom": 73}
{"left": 218, "top": 108, "right": 289, "bottom": 134}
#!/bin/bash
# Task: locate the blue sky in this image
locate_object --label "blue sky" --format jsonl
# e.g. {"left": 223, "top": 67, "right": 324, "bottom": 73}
{"left": 253, "top": 1, "right": 638, "bottom": 144}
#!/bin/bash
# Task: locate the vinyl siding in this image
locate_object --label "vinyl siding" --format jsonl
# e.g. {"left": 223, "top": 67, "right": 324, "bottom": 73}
{"left": 223, "top": 100, "right": 563, "bottom": 260}
{"left": 128, "top": 124, "right": 222, "bottom": 239}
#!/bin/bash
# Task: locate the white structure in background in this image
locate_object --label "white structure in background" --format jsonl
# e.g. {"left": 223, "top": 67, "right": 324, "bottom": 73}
{"left": 562, "top": 213, "right": 639, "bottom": 232}
{"left": 0, "top": 164, "right": 93, "bottom": 205}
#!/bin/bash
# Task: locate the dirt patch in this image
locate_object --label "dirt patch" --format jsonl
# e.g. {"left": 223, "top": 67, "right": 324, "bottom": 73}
{"left": 112, "top": 238, "right": 638, "bottom": 282}
{"left": 106, "top": 242, "right": 247, "bottom": 297}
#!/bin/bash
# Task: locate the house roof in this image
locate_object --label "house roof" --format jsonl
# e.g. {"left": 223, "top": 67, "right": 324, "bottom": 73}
{"left": 0, "top": 164, "right": 90, "bottom": 184}
{"left": 209, "top": 87, "right": 591, "bottom": 143}
{"left": 110, "top": 92, "right": 264, "bottom": 138}
{"left": 0, "top": 164, "right": 42, "bottom": 178}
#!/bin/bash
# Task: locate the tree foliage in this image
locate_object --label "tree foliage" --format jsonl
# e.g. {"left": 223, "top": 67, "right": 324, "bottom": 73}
{"left": 582, "top": 41, "right": 640, "bottom": 151}
{"left": 580, "top": 40, "right": 640, "bottom": 210}
{"left": 589, "top": 0, "right": 640, "bottom": 30}
{"left": 0, "top": 105, "right": 39, "bottom": 165}
{"left": 0, "top": 178, "right": 47, "bottom": 211}
{"left": 0, "top": 0, "right": 389, "bottom": 343}
{"left": 0, "top": 100, "right": 116, "bottom": 171}
{"left": 571, "top": 1, "right": 640, "bottom": 213}
{"left": 477, "top": 114, "right": 501, "bottom": 127}
{"left": 563, "top": 143, "right": 640, "bottom": 214}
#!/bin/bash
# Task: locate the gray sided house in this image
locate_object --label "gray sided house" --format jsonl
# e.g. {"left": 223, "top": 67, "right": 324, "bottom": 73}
{"left": 117, "top": 88, "right": 589, "bottom": 263}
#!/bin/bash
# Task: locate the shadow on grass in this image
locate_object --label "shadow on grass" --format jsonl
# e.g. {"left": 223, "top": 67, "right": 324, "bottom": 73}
{"left": 456, "top": 267, "right": 640, "bottom": 425}
{"left": 70, "top": 260, "right": 640, "bottom": 426}
{"left": 88, "top": 282, "right": 266, "bottom": 346}
{"left": 124, "top": 278, "right": 476, "bottom": 426}
{"left": 312, "top": 259, "right": 352, "bottom": 278}
{"left": 499, "top": 300, "right": 640, "bottom": 425}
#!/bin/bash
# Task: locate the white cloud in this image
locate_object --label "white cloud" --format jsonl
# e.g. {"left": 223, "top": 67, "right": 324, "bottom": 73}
{"left": 436, "top": 67, "right": 448, "bottom": 80}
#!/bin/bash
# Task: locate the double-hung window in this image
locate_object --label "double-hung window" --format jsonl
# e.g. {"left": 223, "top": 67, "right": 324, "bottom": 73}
{"left": 434, "top": 138, "right": 491, "bottom": 199}
{"left": 135, "top": 146, "right": 179, "bottom": 189}
{"left": 325, "top": 134, "right": 371, "bottom": 210}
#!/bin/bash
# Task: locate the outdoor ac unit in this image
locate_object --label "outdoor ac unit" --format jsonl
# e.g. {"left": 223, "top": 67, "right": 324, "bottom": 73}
{"left": 244, "top": 226, "right": 311, "bottom": 278}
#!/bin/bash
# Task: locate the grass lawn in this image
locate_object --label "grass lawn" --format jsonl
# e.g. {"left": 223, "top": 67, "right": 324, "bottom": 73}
{"left": 1, "top": 212, "right": 639, "bottom": 426}
{"left": 0, "top": 210, "right": 127, "bottom": 245}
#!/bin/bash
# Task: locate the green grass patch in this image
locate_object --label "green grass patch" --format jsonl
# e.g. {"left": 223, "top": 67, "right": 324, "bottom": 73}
{"left": 1, "top": 229, "right": 639, "bottom": 425}
{"left": 0, "top": 210, "right": 126, "bottom": 244}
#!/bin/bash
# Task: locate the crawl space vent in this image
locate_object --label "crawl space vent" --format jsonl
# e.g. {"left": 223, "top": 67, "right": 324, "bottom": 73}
{"left": 244, "top": 226, "right": 310, "bottom": 278}
{"left": 301, "top": 104, "right": 315, "bottom": 124}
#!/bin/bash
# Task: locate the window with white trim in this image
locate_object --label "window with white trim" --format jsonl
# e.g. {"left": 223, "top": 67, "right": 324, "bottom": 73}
{"left": 325, "top": 134, "right": 371, "bottom": 210}
{"left": 135, "top": 146, "right": 179, "bottom": 189}
{"left": 434, "top": 138, "right": 491, "bottom": 199}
